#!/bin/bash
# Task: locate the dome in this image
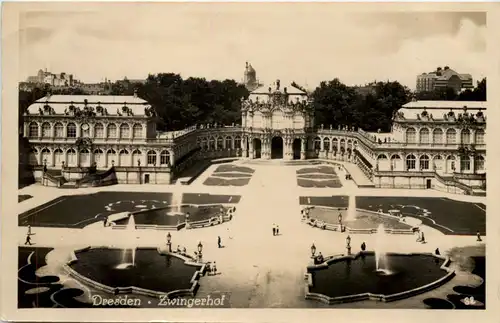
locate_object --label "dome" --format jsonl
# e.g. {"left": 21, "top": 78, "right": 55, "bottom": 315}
{"left": 245, "top": 62, "right": 256, "bottom": 75}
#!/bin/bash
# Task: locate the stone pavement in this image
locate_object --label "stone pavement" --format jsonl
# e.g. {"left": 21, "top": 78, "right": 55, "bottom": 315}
{"left": 17, "top": 162, "right": 486, "bottom": 308}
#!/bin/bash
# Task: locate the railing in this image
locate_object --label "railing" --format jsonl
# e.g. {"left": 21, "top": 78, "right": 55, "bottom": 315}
{"left": 42, "top": 171, "right": 67, "bottom": 186}
{"left": 76, "top": 166, "right": 116, "bottom": 186}
{"left": 434, "top": 172, "right": 473, "bottom": 195}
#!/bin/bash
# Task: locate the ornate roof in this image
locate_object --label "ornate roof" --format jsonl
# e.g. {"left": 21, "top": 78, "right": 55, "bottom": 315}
{"left": 242, "top": 79, "right": 311, "bottom": 114}
{"left": 26, "top": 94, "right": 154, "bottom": 117}
{"left": 395, "top": 100, "right": 486, "bottom": 122}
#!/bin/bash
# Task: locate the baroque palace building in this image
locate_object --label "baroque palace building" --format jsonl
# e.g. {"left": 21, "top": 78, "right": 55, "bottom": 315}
{"left": 22, "top": 64, "right": 486, "bottom": 194}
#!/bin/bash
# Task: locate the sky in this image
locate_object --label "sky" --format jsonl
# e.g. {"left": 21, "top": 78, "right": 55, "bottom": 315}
{"left": 17, "top": 3, "right": 487, "bottom": 90}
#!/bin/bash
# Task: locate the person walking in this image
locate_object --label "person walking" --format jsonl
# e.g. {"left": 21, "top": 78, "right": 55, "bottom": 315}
{"left": 103, "top": 217, "right": 108, "bottom": 227}
{"left": 276, "top": 225, "right": 280, "bottom": 236}
{"left": 272, "top": 223, "right": 276, "bottom": 236}
{"left": 24, "top": 233, "right": 32, "bottom": 245}
{"left": 212, "top": 261, "right": 217, "bottom": 276}
{"left": 435, "top": 248, "right": 440, "bottom": 255}
{"left": 218, "top": 236, "right": 222, "bottom": 248}
{"left": 361, "top": 242, "right": 366, "bottom": 251}
{"left": 476, "top": 231, "right": 482, "bottom": 242}
{"left": 420, "top": 231, "right": 426, "bottom": 244}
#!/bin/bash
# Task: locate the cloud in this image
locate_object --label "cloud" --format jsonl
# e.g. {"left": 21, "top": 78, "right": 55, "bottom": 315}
{"left": 18, "top": 5, "right": 487, "bottom": 89}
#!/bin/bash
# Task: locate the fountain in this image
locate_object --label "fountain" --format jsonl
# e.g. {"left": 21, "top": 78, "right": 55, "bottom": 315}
{"left": 345, "top": 194, "right": 357, "bottom": 222}
{"left": 116, "top": 215, "right": 136, "bottom": 269}
{"left": 167, "top": 182, "right": 184, "bottom": 216}
{"left": 375, "top": 224, "right": 391, "bottom": 275}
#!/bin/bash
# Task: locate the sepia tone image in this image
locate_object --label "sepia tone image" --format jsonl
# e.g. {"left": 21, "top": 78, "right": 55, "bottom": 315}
{"left": 4, "top": 2, "right": 490, "bottom": 315}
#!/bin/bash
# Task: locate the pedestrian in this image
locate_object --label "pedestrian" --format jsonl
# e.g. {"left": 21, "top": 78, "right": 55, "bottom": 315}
{"left": 176, "top": 245, "right": 181, "bottom": 253}
{"left": 420, "top": 231, "right": 426, "bottom": 244}
{"left": 218, "top": 236, "right": 222, "bottom": 248}
{"left": 276, "top": 225, "right": 280, "bottom": 236}
{"left": 212, "top": 261, "right": 217, "bottom": 275}
{"left": 24, "top": 234, "right": 32, "bottom": 245}
{"left": 103, "top": 218, "right": 107, "bottom": 227}
{"left": 435, "top": 248, "right": 440, "bottom": 255}
{"left": 272, "top": 223, "right": 276, "bottom": 236}
{"left": 361, "top": 242, "right": 366, "bottom": 251}
{"left": 182, "top": 246, "right": 187, "bottom": 255}
{"left": 476, "top": 231, "right": 482, "bottom": 242}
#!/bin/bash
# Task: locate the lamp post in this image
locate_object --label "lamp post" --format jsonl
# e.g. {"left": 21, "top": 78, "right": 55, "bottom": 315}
{"left": 346, "top": 235, "right": 352, "bottom": 255}
{"left": 338, "top": 212, "right": 343, "bottom": 232}
{"left": 166, "top": 232, "right": 172, "bottom": 252}
{"left": 197, "top": 241, "right": 203, "bottom": 262}
{"left": 311, "top": 243, "right": 316, "bottom": 258}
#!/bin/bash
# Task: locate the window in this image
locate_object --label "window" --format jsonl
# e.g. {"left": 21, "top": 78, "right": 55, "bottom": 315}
{"left": 80, "top": 149, "right": 90, "bottom": 166}
{"left": 234, "top": 136, "right": 241, "bottom": 149}
{"left": 29, "top": 148, "right": 38, "bottom": 165}
{"left": 225, "top": 136, "right": 233, "bottom": 149}
{"left": 29, "top": 122, "right": 39, "bottom": 137}
{"left": 313, "top": 137, "right": 321, "bottom": 150}
{"left": 460, "top": 156, "right": 471, "bottom": 171}
{"left": 419, "top": 155, "right": 430, "bottom": 170}
{"left": 132, "top": 124, "right": 143, "bottom": 138}
{"left": 419, "top": 128, "right": 429, "bottom": 144}
{"left": 202, "top": 138, "right": 208, "bottom": 150}
{"left": 54, "top": 123, "right": 64, "bottom": 138}
{"left": 433, "top": 155, "right": 443, "bottom": 171}
{"left": 67, "top": 123, "right": 77, "bottom": 138}
{"left": 67, "top": 149, "right": 76, "bottom": 166}
{"left": 94, "top": 123, "right": 104, "bottom": 138}
{"left": 324, "top": 138, "right": 330, "bottom": 151}
{"left": 217, "top": 137, "right": 223, "bottom": 150}
{"left": 446, "top": 129, "right": 456, "bottom": 144}
{"left": 54, "top": 149, "right": 64, "bottom": 166}
{"left": 107, "top": 149, "right": 117, "bottom": 167}
{"left": 461, "top": 129, "right": 471, "bottom": 144}
{"left": 406, "top": 128, "right": 416, "bottom": 144}
{"left": 119, "top": 149, "right": 129, "bottom": 166}
{"left": 476, "top": 156, "right": 485, "bottom": 171}
{"left": 475, "top": 129, "right": 485, "bottom": 145}
{"left": 147, "top": 150, "right": 157, "bottom": 166}
{"left": 209, "top": 137, "right": 215, "bottom": 150}
{"left": 42, "top": 122, "right": 51, "bottom": 137}
{"left": 160, "top": 150, "right": 170, "bottom": 165}
{"left": 107, "top": 123, "right": 117, "bottom": 138}
{"left": 120, "top": 124, "right": 130, "bottom": 139}
{"left": 94, "top": 149, "right": 104, "bottom": 166}
{"left": 132, "top": 150, "right": 142, "bottom": 166}
{"left": 433, "top": 128, "right": 443, "bottom": 144}
{"left": 332, "top": 138, "right": 338, "bottom": 151}
{"left": 406, "top": 154, "right": 416, "bottom": 170}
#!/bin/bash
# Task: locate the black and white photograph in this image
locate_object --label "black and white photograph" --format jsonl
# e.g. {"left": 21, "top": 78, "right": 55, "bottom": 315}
{"left": 1, "top": 1, "right": 496, "bottom": 322}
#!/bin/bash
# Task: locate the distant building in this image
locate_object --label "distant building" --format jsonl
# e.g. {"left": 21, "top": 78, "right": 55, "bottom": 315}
{"left": 26, "top": 69, "right": 78, "bottom": 87}
{"left": 242, "top": 62, "right": 262, "bottom": 91}
{"left": 416, "top": 66, "right": 473, "bottom": 93}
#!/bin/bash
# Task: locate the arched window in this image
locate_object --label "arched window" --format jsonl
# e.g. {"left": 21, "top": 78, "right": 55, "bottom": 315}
{"left": 419, "top": 128, "right": 429, "bottom": 144}
{"left": 433, "top": 155, "right": 443, "bottom": 171}
{"left": 314, "top": 137, "right": 321, "bottom": 150}
{"left": 446, "top": 129, "right": 456, "bottom": 144}
{"left": 93, "top": 149, "right": 104, "bottom": 167}
{"left": 29, "top": 122, "right": 39, "bottom": 137}
{"left": 41, "top": 148, "right": 51, "bottom": 165}
{"left": 29, "top": 148, "right": 38, "bottom": 165}
{"left": 209, "top": 137, "right": 215, "bottom": 150}
{"left": 54, "top": 148, "right": 64, "bottom": 166}
{"left": 433, "top": 128, "right": 443, "bottom": 144}
{"left": 225, "top": 136, "right": 233, "bottom": 149}
{"left": 132, "top": 124, "right": 143, "bottom": 139}
{"left": 107, "top": 149, "right": 117, "bottom": 166}
{"left": 160, "top": 150, "right": 170, "bottom": 166}
{"left": 67, "top": 123, "right": 77, "bottom": 138}
{"left": 406, "top": 154, "right": 416, "bottom": 170}
{"left": 217, "top": 136, "right": 223, "bottom": 150}
{"left": 390, "top": 154, "right": 401, "bottom": 160}
{"left": 94, "top": 123, "right": 104, "bottom": 138}
{"left": 120, "top": 124, "right": 130, "bottom": 139}
{"left": 107, "top": 123, "right": 117, "bottom": 138}
{"left": 41, "top": 122, "right": 51, "bottom": 138}
{"left": 476, "top": 155, "right": 485, "bottom": 171}
{"left": 447, "top": 155, "right": 456, "bottom": 173}
{"left": 147, "top": 150, "right": 157, "bottom": 166}
{"left": 377, "top": 154, "right": 388, "bottom": 160}
{"left": 461, "top": 129, "right": 471, "bottom": 144}
{"left": 132, "top": 150, "right": 142, "bottom": 166}
{"left": 119, "top": 149, "right": 129, "bottom": 166}
{"left": 419, "top": 155, "right": 430, "bottom": 170}
{"left": 460, "top": 156, "right": 471, "bottom": 172}
{"left": 80, "top": 148, "right": 91, "bottom": 167}
{"left": 323, "top": 138, "right": 330, "bottom": 151}
{"left": 67, "top": 148, "right": 77, "bottom": 166}
{"left": 201, "top": 138, "right": 208, "bottom": 150}
{"left": 475, "top": 129, "right": 485, "bottom": 145}
{"left": 235, "top": 136, "right": 241, "bottom": 149}
{"left": 406, "top": 128, "right": 416, "bottom": 144}
{"left": 54, "top": 122, "right": 64, "bottom": 138}
{"left": 332, "top": 138, "right": 338, "bottom": 151}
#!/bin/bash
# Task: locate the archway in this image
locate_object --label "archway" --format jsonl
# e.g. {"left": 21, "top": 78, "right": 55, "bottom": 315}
{"left": 253, "top": 138, "right": 262, "bottom": 159}
{"left": 271, "top": 137, "right": 284, "bottom": 159}
{"left": 292, "top": 138, "right": 301, "bottom": 160}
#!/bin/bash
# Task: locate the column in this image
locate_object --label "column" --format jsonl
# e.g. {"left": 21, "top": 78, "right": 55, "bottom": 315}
{"left": 248, "top": 137, "right": 254, "bottom": 159}
{"left": 23, "top": 123, "right": 28, "bottom": 137}
{"left": 300, "top": 137, "right": 306, "bottom": 160}
{"left": 169, "top": 149, "right": 175, "bottom": 167}
{"left": 242, "top": 136, "right": 248, "bottom": 158}
{"left": 471, "top": 155, "right": 475, "bottom": 174}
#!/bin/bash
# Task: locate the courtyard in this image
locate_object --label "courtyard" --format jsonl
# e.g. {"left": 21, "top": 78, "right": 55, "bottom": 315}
{"left": 16, "top": 161, "right": 486, "bottom": 309}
